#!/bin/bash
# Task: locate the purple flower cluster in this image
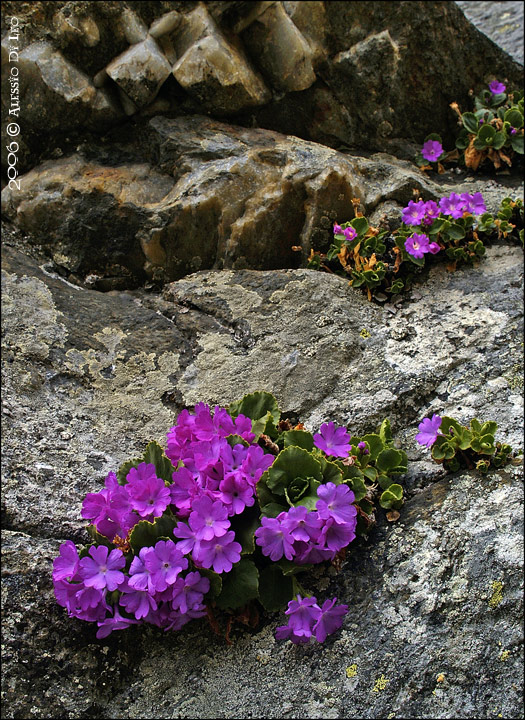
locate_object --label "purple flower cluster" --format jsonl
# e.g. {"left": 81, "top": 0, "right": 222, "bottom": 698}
{"left": 255, "top": 482, "right": 357, "bottom": 565}
{"left": 275, "top": 595, "right": 348, "bottom": 644}
{"left": 52, "top": 538, "right": 210, "bottom": 638}
{"left": 333, "top": 225, "right": 357, "bottom": 242}
{"left": 489, "top": 80, "right": 506, "bottom": 95}
{"left": 402, "top": 192, "right": 487, "bottom": 228}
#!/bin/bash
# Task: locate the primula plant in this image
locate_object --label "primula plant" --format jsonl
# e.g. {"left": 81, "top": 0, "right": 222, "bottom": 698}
{"left": 52, "top": 392, "right": 408, "bottom": 644}
{"left": 416, "top": 81, "right": 524, "bottom": 173}
{"left": 307, "top": 194, "right": 523, "bottom": 300}
{"left": 415, "top": 414, "right": 521, "bottom": 473}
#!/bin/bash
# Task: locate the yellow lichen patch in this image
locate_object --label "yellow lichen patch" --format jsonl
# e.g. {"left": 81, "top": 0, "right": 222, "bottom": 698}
{"left": 360, "top": 328, "right": 371, "bottom": 339}
{"left": 488, "top": 581, "right": 504, "bottom": 609}
{"left": 345, "top": 664, "right": 358, "bottom": 678}
{"left": 373, "top": 674, "right": 388, "bottom": 692}
{"left": 499, "top": 650, "right": 510, "bottom": 662}
{"left": 436, "top": 673, "right": 445, "bottom": 683}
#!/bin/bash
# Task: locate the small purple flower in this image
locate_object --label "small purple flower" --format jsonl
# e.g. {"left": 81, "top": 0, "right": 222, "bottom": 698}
{"left": 510, "top": 127, "right": 517, "bottom": 135}
{"left": 333, "top": 224, "right": 343, "bottom": 235}
{"left": 119, "top": 580, "right": 158, "bottom": 620}
{"left": 96, "top": 606, "right": 140, "bottom": 639}
{"left": 421, "top": 139, "right": 443, "bottom": 163}
{"left": 405, "top": 233, "right": 430, "bottom": 259}
{"left": 170, "top": 571, "right": 210, "bottom": 615}
{"left": 489, "top": 80, "right": 506, "bottom": 95}
{"left": 316, "top": 482, "right": 357, "bottom": 526}
{"left": 284, "top": 595, "right": 321, "bottom": 638}
{"left": 423, "top": 200, "right": 440, "bottom": 226}
{"left": 469, "top": 192, "right": 487, "bottom": 215}
{"left": 53, "top": 540, "right": 80, "bottom": 582}
{"left": 313, "top": 422, "right": 351, "bottom": 458}
{"left": 189, "top": 494, "right": 230, "bottom": 540}
{"left": 128, "top": 474, "right": 171, "bottom": 518}
{"left": 439, "top": 192, "right": 465, "bottom": 219}
{"left": 402, "top": 200, "right": 426, "bottom": 226}
{"left": 317, "top": 516, "right": 356, "bottom": 552}
{"left": 415, "top": 414, "right": 443, "bottom": 448}
{"left": 128, "top": 546, "right": 156, "bottom": 594}
{"left": 145, "top": 540, "right": 188, "bottom": 592}
{"left": 255, "top": 516, "right": 295, "bottom": 562}
{"left": 79, "top": 545, "right": 126, "bottom": 592}
{"left": 428, "top": 241, "right": 441, "bottom": 254}
{"left": 343, "top": 226, "right": 357, "bottom": 241}
{"left": 280, "top": 506, "right": 323, "bottom": 544}
{"left": 357, "top": 441, "right": 369, "bottom": 455}
{"left": 195, "top": 531, "right": 242, "bottom": 574}
{"left": 218, "top": 473, "right": 255, "bottom": 515}
{"left": 312, "top": 597, "right": 348, "bottom": 643}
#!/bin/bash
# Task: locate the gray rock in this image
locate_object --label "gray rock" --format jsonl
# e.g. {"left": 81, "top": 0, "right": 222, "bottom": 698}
{"left": 106, "top": 35, "right": 172, "bottom": 109}
{"left": 1, "top": 116, "right": 447, "bottom": 286}
{"left": 1, "top": 226, "right": 523, "bottom": 718}
{"left": 240, "top": 2, "right": 317, "bottom": 92}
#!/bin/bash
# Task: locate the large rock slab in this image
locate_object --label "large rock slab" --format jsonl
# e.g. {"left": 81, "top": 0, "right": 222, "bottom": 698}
{"left": 1, "top": 228, "right": 523, "bottom": 718}
{"left": 1, "top": 1, "right": 522, "bottom": 172}
{"left": 1, "top": 115, "right": 447, "bottom": 287}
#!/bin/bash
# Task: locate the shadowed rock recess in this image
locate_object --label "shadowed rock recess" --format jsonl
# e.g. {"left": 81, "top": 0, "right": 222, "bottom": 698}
{"left": 1, "top": 2, "right": 523, "bottom": 719}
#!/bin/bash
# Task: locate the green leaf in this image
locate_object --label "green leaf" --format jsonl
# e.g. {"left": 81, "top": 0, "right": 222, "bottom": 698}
{"left": 317, "top": 455, "right": 344, "bottom": 485}
{"left": 378, "top": 419, "right": 393, "bottom": 445}
{"left": 129, "top": 516, "right": 178, "bottom": 553}
{"left": 470, "top": 418, "right": 482, "bottom": 434}
{"left": 142, "top": 441, "right": 176, "bottom": 484}
{"left": 349, "top": 217, "right": 369, "bottom": 237}
{"left": 377, "top": 473, "right": 393, "bottom": 490}
{"left": 375, "top": 448, "right": 404, "bottom": 474}
{"left": 431, "top": 436, "right": 456, "bottom": 461}
{"left": 511, "top": 134, "right": 524, "bottom": 154}
{"left": 198, "top": 568, "right": 222, "bottom": 599}
{"left": 504, "top": 107, "right": 523, "bottom": 128}
{"left": 492, "top": 131, "right": 506, "bottom": 150}
{"left": 462, "top": 112, "right": 479, "bottom": 134}
{"left": 258, "top": 565, "right": 294, "bottom": 612}
{"left": 478, "top": 124, "right": 496, "bottom": 144}
{"left": 480, "top": 421, "right": 498, "bottom": 436}
{"left": 228, "top": 391, "right": 280, "bottom": 437}
{"left": 379, "top": 483, "right": 403, "bottom": 510}
{"left": 225, "top": 434, "right": 250, "bottom": 449}
{"left": 446, "top": 223, "right": 466, "bottom": 240}
{"left": 277, "top": 559, "right": 312, "bottom": 576}
{"left": 215, "top": 558, "right": 259, "bottom": 610}
{"left": 342, "top": 474, "right": 367, "bottom": 502}
{"left": 266, "top": 446, "right": 322, "bottom": 495}
{"left": 282, "top": 430, "right": 314, "bottom": 452}
{"left": 117, "top": 455, "right": 145, "bottom": 485}
{"left": 230, "top": 509, "right": 259, "bottom": 556}
{"left": 259, "top": 501, "right": 287, "bottom": 518}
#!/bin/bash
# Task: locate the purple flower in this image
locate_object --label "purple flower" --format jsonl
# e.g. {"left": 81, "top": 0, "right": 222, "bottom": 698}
{"left": 284, "top": 595, "right": 321, "bottom": 638}
{"left": 439, "top": 192, "right": 465, "bottom": 219}
{"left": 402, "top": 200, "right": 426, "bottom": 226}
{"left": 189, "top": 495, "right": 230, "bottom": 540}
{"left": 510, "top": 127, "right": 517, "bottom": 135}
{"left": 460, "top": 192, "right": 487, "bottom": 216}
{"left": 96, "top": 606, "right": 140, "bottom": 639}
{"left": 195, "top": 531, "right": 242, "bottom": 574}
{"left": 119, "top": 580, "right": 158, "bottom": 620}
{"left": 128, "top": 474, "right": 171, "bottom": 518}
{"left": 333, "top": 224, "right": 343, "bottom": 235}
{"left": 428, "top": 242, "right": 441, "bottom": 254}
{"left": 317, "top": 516, "right": 356, "bottom": 552}
{"left": 489, "top": 80, "right": 506, "bottom": 95}
{"left": 254, "top": 516, "right": 295, "bottom": 561}
{"left": 53, "top": 540, "right": 80, "bottom": 582}
{"left": 405, "top": 233, "right": 430, "bottom": 259}
{"left": 78, "top": 545, "right": 125, "bottom": 592}
{"left": 423, "top": 200, "right": 440, "bottom": 226}
{"left": 415, "top": 414, "right": 443, "bottom": 448}
{"left": 76, "top": 586, "right": 107, "bottom": 612}
{"left": 312, "top": 597, "right": 348, "bottom": 643}
{"left": 172, "top": 519, "right": 200, "bottom": 556}
{"left": 343, "top": 226, "right": 357, "bottom": 241}
{"left": 170, "top": 571, "right": 210, "bottom": 615}
{"left": 145, "top": 540, "right": 188, "bottom": 592}
{"left": 421, "top": 139, "right": 443, "bottom": 163}
{"left": 316, "top": 482, "right": 357, "bottom": 525}
{"left": 218, "top": 474, "right": 255, "bottom": 515}
{"left": 357, "top": 441, "right": 369, "bottom": 455}
{"left": 128, "top": 546, "right": 156, "bottom": 594}
{"left": 313, "top": 422, "right": 351, "bottom": 458}
{"left": 280, "top": 506, "right": 323, "bottom": 543}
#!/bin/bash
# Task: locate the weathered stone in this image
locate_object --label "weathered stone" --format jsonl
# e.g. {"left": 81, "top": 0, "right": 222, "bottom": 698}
{"left": 240, "top": 1, "right": 317, "bottom": 92}
{"left": 119, "top": 7, "right": 148, "bottom": 45}
{"left": 282, "top": 0, "right": 327, "bottom": 62}
{"left": 148, "top": 10, "right": 182, "bottom": 39}
{"left": 172, "top": 4, "right": 271, "bottom": 114}
{"left": 2, "top": 115, "right": 445, "bottom": 285}
{"left": 1, "top": 223, "right": 523, "bottom": 718}
{"left": 106, "top": 35, "right": 172, "bottom": 109}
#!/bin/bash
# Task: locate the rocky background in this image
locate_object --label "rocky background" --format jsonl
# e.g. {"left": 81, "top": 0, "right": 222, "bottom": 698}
{"left": 1, "top": 2, "right": 524, "bottom": 719}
